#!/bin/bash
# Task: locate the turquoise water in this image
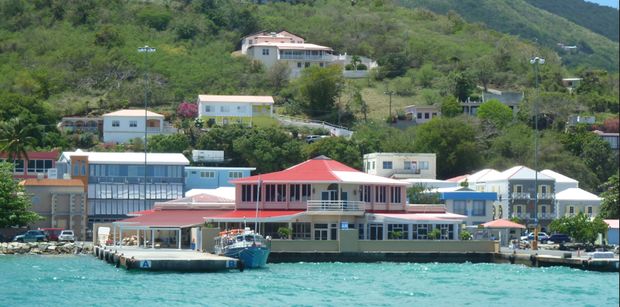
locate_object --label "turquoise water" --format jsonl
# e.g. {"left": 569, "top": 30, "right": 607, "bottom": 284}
{"left": 0, "top": 255, "right": 618, "bottom": 307}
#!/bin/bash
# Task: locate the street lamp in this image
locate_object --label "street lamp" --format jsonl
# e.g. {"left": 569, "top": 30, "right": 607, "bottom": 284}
{"left": 384, "top": 83, "right": 394, "bottom": 121}
{"left": 530, "top": 56, "right": 544, "bottom": 250}
{"left": 138, "top": 45, "right": 156, "bottom": 211}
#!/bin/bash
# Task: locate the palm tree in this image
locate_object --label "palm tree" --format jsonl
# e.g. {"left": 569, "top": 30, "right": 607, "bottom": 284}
{"left": 0, "top": 118, "right": 39, "bottom": 165}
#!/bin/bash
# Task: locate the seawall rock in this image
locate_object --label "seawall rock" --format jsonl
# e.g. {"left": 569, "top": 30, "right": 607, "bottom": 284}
{"left": 0, "top": 242, "right": 93, "bottom": 255}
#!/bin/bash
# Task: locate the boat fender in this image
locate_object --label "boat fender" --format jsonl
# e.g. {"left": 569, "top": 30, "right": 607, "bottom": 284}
{"left": 582, "top": 260, "right": 589, "bottom": 269}
{"left": 508, "top": 254, "right": 516, "bottom": 264}
{"left": 529, "top": 254, "right": 537, "bottom": 266}
{"left": 237, "top": 260, "right": 245, "bottom": 272}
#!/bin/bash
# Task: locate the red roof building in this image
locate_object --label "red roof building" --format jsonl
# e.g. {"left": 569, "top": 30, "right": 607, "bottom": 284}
{"left": 113, "top": 156, "right": 466, "bottom": 243}
{"left": 232, "top": 155, "right": 408, "bottom": 212}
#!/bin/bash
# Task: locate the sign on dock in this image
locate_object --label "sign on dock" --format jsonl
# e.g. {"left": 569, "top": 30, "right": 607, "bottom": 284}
{"left": 139, "top": 260, "right": 152, "bottom": 269}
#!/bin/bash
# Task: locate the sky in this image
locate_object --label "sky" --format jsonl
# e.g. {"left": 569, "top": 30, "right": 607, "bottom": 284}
{"left": 585, "top": 0, "right": 619, "bottom": 9}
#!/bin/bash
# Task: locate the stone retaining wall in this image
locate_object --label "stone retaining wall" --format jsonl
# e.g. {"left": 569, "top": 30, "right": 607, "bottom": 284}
{"left": 0, "top": 242, "right": 93, "bottom": 255}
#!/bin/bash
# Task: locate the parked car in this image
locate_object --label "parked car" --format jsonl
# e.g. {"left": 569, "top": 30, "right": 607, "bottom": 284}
{"left": 543, "top": 233, "right": 571, "bottom": 244}
{"left": 58, "top": 230, "right": 75, "bottom": 242}
{"left": 305, "top": 135, "right": 328, "bottom": 144}
{"left": 41, "top": 228, "right": 63, "bottom": 241}
{"left": 520, "top": 232, "right": 550, "bottom": 242}
{"left": 13, "top": 230, "right": 48, "bottom": 243}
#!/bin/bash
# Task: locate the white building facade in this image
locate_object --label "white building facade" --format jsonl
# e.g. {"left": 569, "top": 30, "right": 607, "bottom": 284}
{"left": 197, "top": 95, "right": 274, "bottom": 126}
{"left": 102, "top": 110, "right": 175, "bottom": 144}
{"left": 363, "top": 153, "right": 436, "bottom": 180}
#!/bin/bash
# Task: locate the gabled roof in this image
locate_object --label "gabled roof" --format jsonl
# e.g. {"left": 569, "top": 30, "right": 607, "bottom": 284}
{"left": 197, "top": 95, "right": 274, "bottom": 104}
{"left": 467, "top": 169, "right": 501, "bottom": 183}
{"left": 232, "top": 156, "right": 407, "bottom": 185}
{"left": 555, "top": 188, "right": 601, "bottom": 201}
{"left": 446, "top": 174, "right": 469, "bottom": 182}
{"left": 102, "top": 109, "right": 164, "bottom": 117}
{"left": 484, "top": 166, "right": 554, "bottom": 182}
{"left": 59, "top": 149, "right": 189, "bottom": 165}
{"left": 540, "top": 169, "right": 578, "bottom": 183}
{"left": 604, "top": 219, "right": 619, "bottom": 229}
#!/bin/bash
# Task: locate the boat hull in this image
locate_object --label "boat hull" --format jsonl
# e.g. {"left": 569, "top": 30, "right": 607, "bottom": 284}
{"left": 224, "top": 246, "right": 270, "bottom": 268}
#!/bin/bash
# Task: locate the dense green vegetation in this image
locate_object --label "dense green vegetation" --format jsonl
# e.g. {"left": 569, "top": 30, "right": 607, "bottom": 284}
{"left": 525, "top": 0, "right": 619, "bottom": 42}
{"left": 0, "top": 162, "right": 40, "bottom": 227}
{"left": 0, "top": 0, "right": 618, "bottom": 200}
{"left": 396, "top": 0, "right": 619, "bottom": 70}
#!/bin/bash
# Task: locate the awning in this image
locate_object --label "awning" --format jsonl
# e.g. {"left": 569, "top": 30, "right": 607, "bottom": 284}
{"left": 482, "top": 219, "right": 526, "bottom": 229}
{"left": 205, "top": 210, "right": 306, "bottom": 223}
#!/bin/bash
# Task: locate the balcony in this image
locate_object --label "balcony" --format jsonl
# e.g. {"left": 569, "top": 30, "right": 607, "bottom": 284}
{"left": 512, "top": 192, "right": 531, "bottom": 200}
{"left": 279, "top": 54, "right": 332, "bottom": 61}
{"left": 537, "top": 193, "right": 554, "bottom": 200}
{"left": 537, "top": 213, "right": 555, "bottom": 219}
{"left": 306, "top": 200, "right": 366, "bottom": 216}
{"left": 510, "top": 213, "right": 530, "bottom": 219}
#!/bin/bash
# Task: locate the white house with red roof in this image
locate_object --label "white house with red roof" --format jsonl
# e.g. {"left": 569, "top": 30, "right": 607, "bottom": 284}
{"left": 114, "top": 156, "right": 466, "bottom": 247}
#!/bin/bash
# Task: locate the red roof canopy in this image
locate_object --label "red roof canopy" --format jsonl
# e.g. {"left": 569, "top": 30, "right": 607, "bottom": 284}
{"left": 482, "top": 219, "right": 526, "bottom": 229}
{"left": 116, "top": 209, "right": 305, "bottom": 228}
{"left": 117, "top": 210, "right": 230, "bottom": 228}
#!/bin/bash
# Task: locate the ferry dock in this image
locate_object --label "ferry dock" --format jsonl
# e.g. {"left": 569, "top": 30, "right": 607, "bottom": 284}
{"left": 496, "top": 248, "right": 619, "bottom": 272}
{"left": 94, "top": 246, "right": 243, "bottom": 272}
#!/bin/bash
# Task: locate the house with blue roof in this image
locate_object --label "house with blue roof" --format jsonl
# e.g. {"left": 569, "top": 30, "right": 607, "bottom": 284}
{"left": 439, "top": 187, "right": 498, "bottom": 226}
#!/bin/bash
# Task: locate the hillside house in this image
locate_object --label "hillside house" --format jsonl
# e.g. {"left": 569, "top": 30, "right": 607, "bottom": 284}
{"left": 102, "top": 109, "right": 176, "bottom": 144}
{"left": 197, "top": 95, "right": 274, "bottom": 127}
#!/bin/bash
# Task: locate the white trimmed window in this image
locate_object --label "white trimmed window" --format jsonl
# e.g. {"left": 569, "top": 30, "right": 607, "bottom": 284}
{"left": 129, "top": 120, "right": 137, "bottom": 127}
{"left": 228, "top": 171, "right": 243, "bottom": 179}
{"left": 112, "top": 120, "right": 120, "bottom": 127}
{"left": 200, "top": 171, "right": 215, "bottom": 178}
{"left": 262, "top": 49, "right": 269, "bottom": 55}
{"left": 205, "top": 105, "right": 212, "bottom": 113}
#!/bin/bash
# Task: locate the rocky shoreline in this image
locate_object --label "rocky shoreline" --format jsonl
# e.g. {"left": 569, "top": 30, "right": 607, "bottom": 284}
{"left": 0, "top": 242, "right": 93, "bottom": 255}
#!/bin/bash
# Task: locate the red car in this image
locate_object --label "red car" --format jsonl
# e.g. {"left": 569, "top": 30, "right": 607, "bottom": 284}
{"left": 41, "top": 228, "right": 63, "bottom": 241}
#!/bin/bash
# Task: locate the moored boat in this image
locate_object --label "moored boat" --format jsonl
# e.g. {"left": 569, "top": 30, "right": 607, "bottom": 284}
{"left": 214, "top": 228, "right": 270, "bottom": 268}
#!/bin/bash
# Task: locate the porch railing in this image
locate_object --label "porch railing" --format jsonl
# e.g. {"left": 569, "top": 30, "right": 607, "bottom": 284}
{"left": 306, "top": 200, "right": 366, "bottom": 213}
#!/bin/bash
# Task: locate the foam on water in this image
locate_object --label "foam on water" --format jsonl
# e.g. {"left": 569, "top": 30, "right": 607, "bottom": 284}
{"left": 0, "top": 255, "right": 617, "bottom": 306}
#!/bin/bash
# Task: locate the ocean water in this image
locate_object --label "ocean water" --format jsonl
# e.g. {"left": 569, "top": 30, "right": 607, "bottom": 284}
{"left": 0, "top": 255, "right": 617, "bottom": 307}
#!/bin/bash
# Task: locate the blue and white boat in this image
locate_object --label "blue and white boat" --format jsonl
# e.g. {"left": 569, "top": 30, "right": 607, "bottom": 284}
{"left": 214, "top": 228, "right": 270, "bottom": 269}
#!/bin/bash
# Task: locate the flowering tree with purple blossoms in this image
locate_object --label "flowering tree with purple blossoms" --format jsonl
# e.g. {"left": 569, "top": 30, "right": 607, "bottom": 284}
{"left": 177, "top": 102, "right": 198, "bottom": 119}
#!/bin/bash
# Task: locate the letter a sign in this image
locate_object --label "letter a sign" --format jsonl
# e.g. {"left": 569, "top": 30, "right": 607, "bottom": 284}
{"left": 140, "top": 260, "right": 152, "bottom": 269}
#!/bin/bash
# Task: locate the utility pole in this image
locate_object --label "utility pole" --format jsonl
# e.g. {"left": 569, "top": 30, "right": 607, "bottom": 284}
{"left": 138, "top": 45, "right": 156, "bottom": 211}
{"left": 530, "top": 56, "right": 544, "bottom": 251}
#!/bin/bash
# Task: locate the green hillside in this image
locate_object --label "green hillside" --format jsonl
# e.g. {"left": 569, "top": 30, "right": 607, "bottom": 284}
{"left": 396, "top": 0, "right": 620, "bottom": 71}
{"left": 525, "top": 0, "right": 619, "bottom": 42}
{"left": 0, "top": 0, "right": 550, "bottom": 116}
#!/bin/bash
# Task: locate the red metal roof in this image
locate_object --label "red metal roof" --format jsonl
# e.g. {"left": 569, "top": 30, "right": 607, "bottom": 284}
{"left": 232, "top": 156, "right": 355, "bottom": 183}
{"left": 482, "top": 219, "right": 526, "bottom": 229}
{"left": 126, "top": 209, "right": 155, "bottom": 216}
{"left": 117, "top": 209, "right": 305, "bottom": 227}
{"left": 208, "top": 210, "right": 304, "bottom": 220}
{"left": 117, "top": 210, "right": 230, "bottom": 228}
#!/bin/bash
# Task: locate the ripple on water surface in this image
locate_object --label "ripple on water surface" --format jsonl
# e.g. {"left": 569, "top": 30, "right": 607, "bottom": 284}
{"left": 0, "top": 255, "right": 617, "bottom": 306}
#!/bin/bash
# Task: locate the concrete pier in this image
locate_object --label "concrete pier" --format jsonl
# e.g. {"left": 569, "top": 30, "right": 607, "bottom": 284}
{"left": 496, "top": 251, "right": 619, "bottom": 273}
{"left": 94, "top": 246, "right": 243, "bottom": 272}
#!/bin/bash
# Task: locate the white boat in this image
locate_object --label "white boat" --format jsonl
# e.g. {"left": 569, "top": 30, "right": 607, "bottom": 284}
{"left": 214, "top": 228, "right": 271, "bottom": 268}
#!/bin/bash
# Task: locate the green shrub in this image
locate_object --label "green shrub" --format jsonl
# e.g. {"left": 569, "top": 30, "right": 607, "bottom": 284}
{"left": 137, "top": 8, "right": 172, "bottom": 31}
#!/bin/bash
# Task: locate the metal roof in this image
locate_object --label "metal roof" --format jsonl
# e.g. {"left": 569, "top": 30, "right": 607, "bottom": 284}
{"left": 59, "top": 150, "right": 189, "bottom": 165}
